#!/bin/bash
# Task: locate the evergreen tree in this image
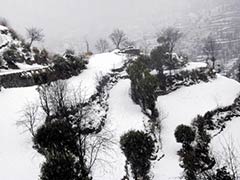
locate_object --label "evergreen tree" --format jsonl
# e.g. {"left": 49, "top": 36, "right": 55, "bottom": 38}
{"left": 127, "top": 58, "right": 159, "bottom": 111}
{"left": 175, "top": 117, "right": 216, "bottom": 180}
{"left": 174, "top": 124, "right": 195, "bottom": 144}
{"left": 120, "top": 130, "right": 155, "bottom": 180}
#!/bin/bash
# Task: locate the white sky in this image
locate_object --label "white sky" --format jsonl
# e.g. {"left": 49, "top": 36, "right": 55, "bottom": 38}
{"left": 0, "top": 0, "right": 226, "bottom": 52}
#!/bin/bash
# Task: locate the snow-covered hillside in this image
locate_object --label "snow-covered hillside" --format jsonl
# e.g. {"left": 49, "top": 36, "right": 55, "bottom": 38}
{"left": 67, "top": 50, "right": 126, "bottom": 98}
{"left": 153, "top": 75, "right": 240, "bottom": 179}
{"left": 0, "top": 51, "right": 239, "bottom": 180}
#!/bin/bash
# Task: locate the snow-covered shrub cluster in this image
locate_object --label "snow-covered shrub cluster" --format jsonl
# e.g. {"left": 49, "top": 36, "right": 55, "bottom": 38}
{"left": 0, "top": 49, "right": 87, "bottom": 89}
{"left": 159, "top": 67, "right": 216, "bottom": 95}
{"left": 51, "top": 50, "right": 87, "bottom": 80}
{"left": 196, "top": 94, "right": 240, "bottom": 134}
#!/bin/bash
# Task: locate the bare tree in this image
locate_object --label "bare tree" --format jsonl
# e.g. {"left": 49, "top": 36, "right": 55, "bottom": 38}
{"left": 17, "top": 102, "right": 40, "bottom": 137}
{"left": 33, "top": 80, "right": 115, "bottom": 178}
{"left": 203, "top": 35, "right": 220, "bottom": 69}
{"left": 157, "top": 27, "right": 182, "bottom": 53}
{"left": 95, "top": 39, "right": 109, "bottom": 53}
{"left": 109, "top": 28, "right": 128, "bottom": 49}
{"left": 37, "top": 80, "right": 68, "bottom": 117}
{"left": 216, "top": 136, "right": 240, "bottom": 179}
{"left": 156, "top": 27, "right": 183, "bottom": 73}
{"left": 26, "top": 27, "right": 44, "bottom": 47}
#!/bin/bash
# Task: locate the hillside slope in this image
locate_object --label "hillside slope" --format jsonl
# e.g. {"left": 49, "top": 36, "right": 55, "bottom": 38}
{"left": 153, "top": 75, "right": 240, "bottom": 179}
{"left": 0, "top": 51, "right": 239, "bottom": 179}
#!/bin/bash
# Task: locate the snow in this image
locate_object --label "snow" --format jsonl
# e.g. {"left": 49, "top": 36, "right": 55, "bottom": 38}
{"left": 68, "top": 52, "right": 126, "bottom": 98}
{"left": 164, "top": 62, "right": 207, "bottom": 75}
{"left": 15, "top": 63, "right": 46, "bottom": 70}
{"left": 93, "top": 79, "right": 148, "bottom": 180}
{"left": 0, "top": 25, "right": 8, "bottom": 31}
{"left": 0, "top": 63, "right": 47, "bottom": 75}
{"left": 0, "top": 86, "right": 43, "bottom": 180}
{"left": 153, "top": 75, "right": 240, "bottom": 179}
{"left": 182, "top": 62, "right": 207, "bottom": 71}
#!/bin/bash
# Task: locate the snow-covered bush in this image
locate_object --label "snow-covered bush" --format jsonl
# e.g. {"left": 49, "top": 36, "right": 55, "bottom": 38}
{"left": 52, "top": 51, "right": 87, "bottom": 79}
{"left": 32, "top": 47, "right": 49, "bottom": 65}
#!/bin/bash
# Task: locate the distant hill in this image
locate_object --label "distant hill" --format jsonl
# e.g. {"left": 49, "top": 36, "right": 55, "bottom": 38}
{"left": 175, "top": 0, "right": 240, "bottom": 80}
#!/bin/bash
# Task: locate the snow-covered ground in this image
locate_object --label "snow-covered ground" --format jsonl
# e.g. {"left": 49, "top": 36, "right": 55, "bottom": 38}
{"left": 181, "top": 62, "right": 207, "bottom": 71}
{"left": 0, "top": 86, "right": 42, "bottom": 180}
{"left": 0, "top": 63, "right": 47, "bottom": 75}
{"left": 161, "top": 62, "right": 207, "bottom": 75}
{"left": 68, "top": 51, "right": 126, "bottom": 98}
{"left": 153, "top": 75, "right": 240, "bottom": 179}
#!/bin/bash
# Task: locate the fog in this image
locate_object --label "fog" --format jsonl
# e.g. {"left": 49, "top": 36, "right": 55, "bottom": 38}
{"left": 0, "top": 0, "right": 227, "bottom": 52}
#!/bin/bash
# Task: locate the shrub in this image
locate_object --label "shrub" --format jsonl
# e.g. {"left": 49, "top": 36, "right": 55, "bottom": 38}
{"left": 213, "top": 167, "right": 232, "bottom": 180}
{"left": 40, "top": 155, "right": 76, "bottom": 180}
{"left": 120, "top": 130, "right": 155, "bottom": 180}
{"left": 33, "top": 119, "right": 77, "bottom": 156}
{"left": 52, "top": 52, "right": 86, "bottom": 79}
{"left": 174, "top": 124, "right": 195, "bottom": 144}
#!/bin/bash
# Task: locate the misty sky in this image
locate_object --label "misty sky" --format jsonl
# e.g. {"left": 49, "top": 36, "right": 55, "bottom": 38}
{"left": 0, "top": 0, "right": 225, "bottom": 53}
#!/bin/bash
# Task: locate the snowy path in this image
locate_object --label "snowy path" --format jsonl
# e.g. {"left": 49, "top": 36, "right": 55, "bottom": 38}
{"left": 153, "top": 75, "right": 240, "bottom": 179}
{"left": 67, "top": 52, "right": 125, "bottom": 99}
{"left": 93, "top": 79, "right": 148, "bottom": 180}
